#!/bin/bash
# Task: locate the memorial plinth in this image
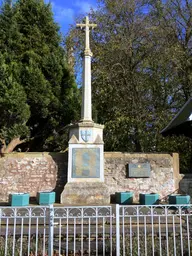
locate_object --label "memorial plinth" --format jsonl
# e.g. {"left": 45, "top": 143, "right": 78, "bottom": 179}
{"left": 61, "top": 182, "right": 109, "bottom": 205}
{"left": 68, "top": 122, "right": 104, "bottom": 182}
{"left": 60, "top": 122, "right": 109, "bottom": 204}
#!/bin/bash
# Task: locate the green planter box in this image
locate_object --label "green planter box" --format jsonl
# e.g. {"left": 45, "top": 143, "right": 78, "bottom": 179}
{"left": 139, "top": 193, "right": 159, "bottom": 205}
{"left": 115, "top": 192, "right": 133, "bottom": 205}
{"left": 169, "top": 194, "right": 190, "bottom": 205}
{"left": 37, "top": 192, "right": 55, "bottom": 205}
{"left": 9, "top": 193, "right": 29, "bottom": 206}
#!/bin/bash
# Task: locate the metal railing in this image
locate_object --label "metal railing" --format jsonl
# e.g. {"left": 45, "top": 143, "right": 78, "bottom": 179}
{"left": 0, "top": 204, "right": 191, "bottom": 256}
{"left": 116, "top": 204, "right": 192, "bottom": 256}
{"left": 0, "top": 206, "right": 49, "bottom": 256}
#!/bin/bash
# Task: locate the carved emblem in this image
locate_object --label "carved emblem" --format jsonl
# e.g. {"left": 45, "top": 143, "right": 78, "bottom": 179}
{"left": 81, "top": 130, "right": 91, "bottom": 142}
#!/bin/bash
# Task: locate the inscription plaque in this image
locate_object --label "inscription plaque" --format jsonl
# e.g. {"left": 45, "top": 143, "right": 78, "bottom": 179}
{"left": 128, "top": 163, "right": 150, "bottom": 178}
{"left": 72, "top": 148, "right": 100, "bottom": 178}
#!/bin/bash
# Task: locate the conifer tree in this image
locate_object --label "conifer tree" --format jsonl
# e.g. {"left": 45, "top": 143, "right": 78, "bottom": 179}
{"left": 0, "top": 0, "right": 80, "bottom": 152}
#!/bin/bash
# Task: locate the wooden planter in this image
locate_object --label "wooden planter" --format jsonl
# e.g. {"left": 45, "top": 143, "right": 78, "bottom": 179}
{"left": 37, "top": 191, "right": 55, "bottom": 205}
{"left": 115, "top": 191, "right": 133, "bottom": 205}
{"left": 139, "top": 193, "right": 159, "bottom": 205}
{"left": 9, "top": 193, "right": 29, "bottom": 206}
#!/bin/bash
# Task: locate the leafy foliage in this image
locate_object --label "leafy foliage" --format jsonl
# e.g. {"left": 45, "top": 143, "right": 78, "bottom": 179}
{"left": 69, "top": 0, "right": 192, "bottom": 172}
{"left": 0, "top": 0, "right": 80, "bottom": 152}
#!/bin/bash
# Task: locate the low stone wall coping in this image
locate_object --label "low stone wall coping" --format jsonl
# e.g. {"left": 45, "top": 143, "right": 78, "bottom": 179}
{"left": 104, "top": 152, "right": 174, "bottom": 159}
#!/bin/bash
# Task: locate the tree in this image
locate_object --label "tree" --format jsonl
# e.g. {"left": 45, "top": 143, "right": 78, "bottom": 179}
{"left": 0, "top": 0, "right": 80, "bottom": 152}
{"left": 0, "top": 53, "right": 30, "bottom": 152}
{"left": 147, "top": 0, "right": 192, "bottom": 170}
{"left": 88, "top": 0, "right": 172, "bottom": 152}
{"left": 149, "top": 0, "right": 192, "bottom": 102}
{"left": 68, "top": 0, "right": 192, "bottom": 172}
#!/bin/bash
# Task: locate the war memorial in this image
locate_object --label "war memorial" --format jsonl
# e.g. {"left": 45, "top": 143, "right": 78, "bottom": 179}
{"left": 60, "top": 16, "right": 109, "bottom": 205}
{"left": 0, "top": 15, "right": 191, "bottom": 256}
{"left": 0, "top": 17, "right": 181, "bottom": 205}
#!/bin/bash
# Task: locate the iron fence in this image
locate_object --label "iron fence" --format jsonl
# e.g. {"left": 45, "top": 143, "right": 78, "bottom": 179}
{"left": 0, "top": 206, "right": 48, "bottom": 256}
{"left": 117, "top": 204, "right": 192, "bottom": 256}
{"left": 53, "top": 206, "right": 113, "bottom": 256}
{"left": 0, "top": 204, "right": 191, "bottom": 256}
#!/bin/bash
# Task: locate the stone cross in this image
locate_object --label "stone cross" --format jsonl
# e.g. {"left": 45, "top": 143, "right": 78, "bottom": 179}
{"left": 76, "top": 16, "right": 97, "bottom": 56}
{"left": 76, "top": 17, "right": 97, "bottom": 122}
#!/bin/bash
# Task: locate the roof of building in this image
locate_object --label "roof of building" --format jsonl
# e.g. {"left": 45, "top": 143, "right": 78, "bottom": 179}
{"left": 161, "top": 98, "right": 192, "bottom": 137}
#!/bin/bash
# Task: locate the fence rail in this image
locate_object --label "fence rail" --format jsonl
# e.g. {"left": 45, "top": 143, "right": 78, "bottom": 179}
{"left": 0, "top": 204, "right": 191, "bottom": 256}
{"left": 118, "top": 204, "right": 192, "bottom": 256}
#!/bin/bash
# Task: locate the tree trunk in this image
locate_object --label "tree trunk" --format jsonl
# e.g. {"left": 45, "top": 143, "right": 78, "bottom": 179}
{"left": 2, "top": 137, "right": 25, "bottom": 153}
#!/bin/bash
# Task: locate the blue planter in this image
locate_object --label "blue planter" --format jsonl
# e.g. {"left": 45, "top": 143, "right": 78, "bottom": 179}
{"left": 139, "top": 193, "right": 159, "bottom": 205}
{"left": 169, "top": 194, "right": 190, "bottom": 205}
{"left": 37, "top": 191, "right": 55, "bottom": 205}
{"left": 115, "top": 191, "right": 133, "bottom": 205}
{"left": 9, "top": 193, "right": 29, "bottom": 206}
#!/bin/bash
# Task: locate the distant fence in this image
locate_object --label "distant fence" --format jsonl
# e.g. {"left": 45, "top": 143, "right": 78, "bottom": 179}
{"left": 0, "top": 204, "right": 191, "bottom": 256}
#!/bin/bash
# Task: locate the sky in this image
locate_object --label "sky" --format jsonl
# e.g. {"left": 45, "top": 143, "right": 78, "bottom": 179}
{"left": 45, "top": 0, "right": 97, "bottom": 34}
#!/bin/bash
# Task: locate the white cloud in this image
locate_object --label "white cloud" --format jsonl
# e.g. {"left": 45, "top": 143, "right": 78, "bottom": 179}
{"left": 74, "top": 0, "right": 96, "bottom": 13}
{"left": 55, "top": 7, "right": 75, "bottom": 23}
{"left": 43, "top": 0, "right": 97, "bottom": 33}
{"left": 45, "top": 1, "right": 75, "bottom": 24}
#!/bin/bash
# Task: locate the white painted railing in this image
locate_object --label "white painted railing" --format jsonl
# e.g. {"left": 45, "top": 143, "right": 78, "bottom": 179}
{"left": 0, "top": 204, "right": 191, "bottom": 255}
{"left": 0, "top": 206, "right": 48, "bottom": 256}
{"left": 116, "top": 204, "right": 192, "bottom": 256}
{"left": 53, "top": 206, "right": 113, "bottom": 256}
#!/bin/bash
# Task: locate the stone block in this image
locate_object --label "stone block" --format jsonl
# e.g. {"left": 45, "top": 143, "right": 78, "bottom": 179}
{"left": 61, "top": 182, "right": 110, "bottom": 205}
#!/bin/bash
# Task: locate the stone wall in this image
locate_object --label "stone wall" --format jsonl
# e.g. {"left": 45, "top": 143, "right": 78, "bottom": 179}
{"left": 0, "top": 152, "right": 179, "bottom": 203}
{"left": 0, "top": 153, "right": 67, "bottom": 202}
{"left": 104, "top": 152, "right": 180, "bottom": 201}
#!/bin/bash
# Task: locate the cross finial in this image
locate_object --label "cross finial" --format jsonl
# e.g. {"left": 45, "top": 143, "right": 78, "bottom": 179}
{"left": 76, "top": 16, "right": 97, "bottom": 56}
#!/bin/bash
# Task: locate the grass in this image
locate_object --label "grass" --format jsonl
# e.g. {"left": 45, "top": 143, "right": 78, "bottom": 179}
{"left": 0, "top": 234, "right": 191, "bottom": 255}
{"left": 120, "top": 235, "right": 192, "bottom": 256}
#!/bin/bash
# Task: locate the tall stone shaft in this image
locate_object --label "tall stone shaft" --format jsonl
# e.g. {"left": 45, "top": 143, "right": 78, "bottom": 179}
{"left": 81, "top": 52, "right": 92, "bottom": 121}
{"left": 77, "top": 16, "right": 97, "bottom": 122}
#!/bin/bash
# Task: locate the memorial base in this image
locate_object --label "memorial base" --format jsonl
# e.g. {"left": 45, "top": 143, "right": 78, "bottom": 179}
{"left": 60, "top": 182, "right": 110, "bottom": 205}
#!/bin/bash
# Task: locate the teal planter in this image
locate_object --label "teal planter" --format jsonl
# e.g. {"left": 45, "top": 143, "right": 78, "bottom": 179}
{"left": 139, "top": 193, "right": 159, "bottom": 205}
{"left": 37, "top": 191, "right": 55, "bottom": 205}
{"left": 9, "top": 193, "right": 29, "bottom": 206}
{"left": 115, "top": 191, "right": 133, "bottom": 205}
{"left": 169, "top": 194, "right": 190, "bottom": 205}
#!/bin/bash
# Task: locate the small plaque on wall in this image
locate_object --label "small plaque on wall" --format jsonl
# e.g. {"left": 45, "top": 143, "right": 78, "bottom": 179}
{"left": 128, "top": 163, "right": 150, "bottom": 178}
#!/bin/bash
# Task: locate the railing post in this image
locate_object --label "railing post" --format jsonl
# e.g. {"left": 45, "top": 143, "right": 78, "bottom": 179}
{"left": 116, "top": 204, "right": 120, "bottom": 256}
{"left": 48, "top": 204, "right": 54, "bottom": 256}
